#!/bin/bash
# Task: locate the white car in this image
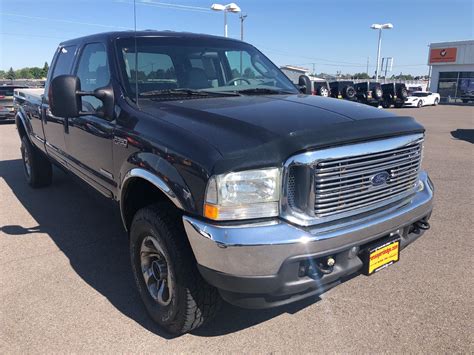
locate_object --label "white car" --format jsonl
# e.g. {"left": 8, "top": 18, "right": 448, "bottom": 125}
{"left": 404, "top": 91, "right": 440, "bottom": 108}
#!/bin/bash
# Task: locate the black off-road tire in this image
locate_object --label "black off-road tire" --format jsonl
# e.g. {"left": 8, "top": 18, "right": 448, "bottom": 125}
{"left": 130, "top": 203, "right": 221, "bottom": 335}
{"left": 382, "top": 100, "right": 391, "bottom": 108}
{"left": 20, "top": 136, "right": 52, "bottom": 188}
{"left": 342, "top": 86, "right": 356, "bottom": 100}
{"left": 394, "top": 102, "right": 404, "bottom": 108}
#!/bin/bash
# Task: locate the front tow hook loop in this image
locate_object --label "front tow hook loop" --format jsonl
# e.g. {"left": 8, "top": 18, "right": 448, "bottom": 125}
{"left": 415, "top": 220, "right": 430, "bottom": 230}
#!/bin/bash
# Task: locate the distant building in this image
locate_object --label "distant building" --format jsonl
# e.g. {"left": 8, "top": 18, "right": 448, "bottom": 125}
{"left": 280, "top": 65, "right": 310, "bottom": 84}
{"left": 428, "top": 40, "right": 474, "bottom": 103}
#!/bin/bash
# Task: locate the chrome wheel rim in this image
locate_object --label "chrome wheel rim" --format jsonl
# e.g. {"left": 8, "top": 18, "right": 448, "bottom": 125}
{"left": 320, "top": 88, "right": 329, "bottom": 97}
{"left": 140, "top": 235, "right": 173, "bottom": 306}
{"left": 21, "top": 144, "right": 31, "bottom": 178}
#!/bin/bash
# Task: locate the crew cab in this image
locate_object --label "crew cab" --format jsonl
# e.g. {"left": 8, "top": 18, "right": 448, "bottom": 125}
{"left": 404, "top": 91, "right": 440, "bottom": 108}
{"left": 15, "top": 31, "right": 434, "bottom": 335}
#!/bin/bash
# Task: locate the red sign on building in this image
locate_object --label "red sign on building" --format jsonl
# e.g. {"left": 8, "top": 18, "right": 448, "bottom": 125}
{"left": 429, "top": 48, "right": 457, "bottom": 64}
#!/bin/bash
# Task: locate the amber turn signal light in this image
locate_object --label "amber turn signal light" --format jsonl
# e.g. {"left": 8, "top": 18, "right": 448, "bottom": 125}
{"left": 204, "top": 203, "right": 219, "bottom": 220}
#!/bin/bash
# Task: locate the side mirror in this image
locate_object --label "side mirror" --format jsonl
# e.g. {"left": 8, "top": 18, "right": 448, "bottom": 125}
{"left": 50, "top": 75, "right": 81, "bottom": 118}
{"left": 298, "top": 75, "right": 312, "bottom": 95}
{"left": 50, "top": 75, "right": 115, "bottom": 120}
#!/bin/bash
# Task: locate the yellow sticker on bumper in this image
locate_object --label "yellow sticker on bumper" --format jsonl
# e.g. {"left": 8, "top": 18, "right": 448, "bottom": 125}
{"left": 368, "top": 240, "right": 400, "bottom": 274}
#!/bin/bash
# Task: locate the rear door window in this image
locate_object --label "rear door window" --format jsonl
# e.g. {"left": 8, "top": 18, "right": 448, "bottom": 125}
{"left": 75, "top": 42, "right": 111, "bottom": 112}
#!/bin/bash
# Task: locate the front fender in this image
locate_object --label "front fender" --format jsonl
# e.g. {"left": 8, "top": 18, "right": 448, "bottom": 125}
{"left": 118, "top": 152, "right": 196, "bottom": 213}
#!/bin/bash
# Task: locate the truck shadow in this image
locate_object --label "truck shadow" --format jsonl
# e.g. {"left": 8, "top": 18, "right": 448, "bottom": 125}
{"left": 450, "top": 129, "right": 474, "bottom": 144}
{"left": 0, "top": 158, "right": 322, "bottom": 338}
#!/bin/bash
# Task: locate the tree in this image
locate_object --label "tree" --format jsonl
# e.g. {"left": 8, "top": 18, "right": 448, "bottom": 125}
{"left": 6, "top": 67, "right": 16, "bottom": 80}
{"left": 30, "top": 67, "right": 43, "bottom": 79}
{"left": 353, "top": 72, "right": 370, "bottom": 79}
{"left": 16, "top": 68, "right": 33, "bottom": 79}
{"left": 0, "top": 70, "right": 5, "bottom": 79}
{"left": 42, "top": 61, "right": 49, "bottom": 78}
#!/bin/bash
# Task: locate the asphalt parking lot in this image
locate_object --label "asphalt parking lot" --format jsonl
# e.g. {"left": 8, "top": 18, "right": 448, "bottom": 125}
{"left": 0, "top": 105, "right": 473, "bottom": 353}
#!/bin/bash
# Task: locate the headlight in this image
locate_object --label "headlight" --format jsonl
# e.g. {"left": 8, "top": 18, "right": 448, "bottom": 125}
{"left": 204, "top": 168, "right": 281, "bottom": 220}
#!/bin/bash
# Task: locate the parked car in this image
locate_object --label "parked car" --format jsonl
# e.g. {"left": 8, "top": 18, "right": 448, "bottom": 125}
{"left": 312, "top": 79, "right": 331, "bottom": 96}
{"left": 15, "top": 31, "right": 434, "bottom": 335}
{"left": 297, "top": 75, "right": 330, "bottom": 97}
{"left": 354, "top": 82, "right": 383, "bottom": 106}
{"left": 0, "top": 85, "right": 27, "bottom": 122}
{"left": 329, "top": 80, "right": 357, "bottom": 101}
{"left": 404, "top": 91, "right": 440, "bottom": 108}
{"left": 381, "top": 83, "right": 409, "bottom": 108}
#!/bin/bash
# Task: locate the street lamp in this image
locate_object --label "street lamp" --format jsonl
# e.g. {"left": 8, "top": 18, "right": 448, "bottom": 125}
{"left": 211, "top": 3, "right": 241, "bottom": 37}
{"left": 371, "top": 23, "right": 393, "bottom": 82}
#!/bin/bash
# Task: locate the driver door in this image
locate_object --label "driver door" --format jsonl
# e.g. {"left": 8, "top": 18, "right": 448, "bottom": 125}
{"left": 65, "top": 42, "right": 115, "bottom": 197}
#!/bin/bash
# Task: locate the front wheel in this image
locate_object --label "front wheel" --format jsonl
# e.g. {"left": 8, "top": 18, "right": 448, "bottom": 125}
{"left": 20, "top": 136, "right": 52, "bottom": 188}
{"left": 417, "top": 100, "right": 423, "bottom": 108}
{"left": 130, "top": 204, "right": 221, "bottom": 335}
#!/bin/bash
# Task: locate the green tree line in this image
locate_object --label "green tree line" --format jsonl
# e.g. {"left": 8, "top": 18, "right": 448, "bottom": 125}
{"left": 0, "top": 62, "right": 49, "bottom": 80}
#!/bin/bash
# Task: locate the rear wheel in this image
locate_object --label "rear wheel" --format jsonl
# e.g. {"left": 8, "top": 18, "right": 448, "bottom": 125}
{"left": 382, "top": 100, "right": 391, "bottom": 108}
{"left": 433, "top": 98, "right": 439, "bottom": 106}
{"left": 342, "top": 86, "right": 356, "bottom": 100}
{"left": 318, "top": 86, "right": 329, "bottom": 97}
{"left": 130, "top": 204, "right": 221, "bottom": 335}
{"left": 20, "top": 136, "right": 52, "bottom": 188}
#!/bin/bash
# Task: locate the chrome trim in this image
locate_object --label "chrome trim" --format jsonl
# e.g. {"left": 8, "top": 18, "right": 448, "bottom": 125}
{"left": 99, "top": 168, "right": 114, "bottom": 180}
{"left": 281, "top": 134, "right": 424, "bottom": 227}
{"left": 119, "top": 168, "right": 184, "bottom": 229}
{"left": 183, "top": 171, "right": 433, "bottom": 276}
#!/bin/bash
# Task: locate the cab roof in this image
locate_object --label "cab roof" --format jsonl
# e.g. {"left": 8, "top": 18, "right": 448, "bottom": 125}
{"left": 59, "top": 30, "right": 241, "bottom": 47}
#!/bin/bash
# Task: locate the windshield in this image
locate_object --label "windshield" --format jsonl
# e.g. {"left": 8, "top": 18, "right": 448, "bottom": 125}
{"left": 412, "top": 92, "right": 429, "bottom": 97}
{"left": 116, "top": 36, "right": 298, "bottom": 100}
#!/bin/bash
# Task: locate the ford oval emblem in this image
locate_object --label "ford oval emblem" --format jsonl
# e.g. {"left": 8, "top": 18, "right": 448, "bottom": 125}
{"left": 371, "top": 171, "right": 390, "bottom": 186}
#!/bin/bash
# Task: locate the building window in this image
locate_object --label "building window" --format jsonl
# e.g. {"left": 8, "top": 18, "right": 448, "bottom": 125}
{"left": 437, "top": 71, "right": 474, "bottom": 103}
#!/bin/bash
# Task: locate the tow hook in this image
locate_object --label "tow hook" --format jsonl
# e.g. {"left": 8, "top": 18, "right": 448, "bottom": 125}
{"left": 415, "top": 220, "right": 430, "bottom": 230}
{"left": 300, "top": 256, "right": 336, "bottom": 277}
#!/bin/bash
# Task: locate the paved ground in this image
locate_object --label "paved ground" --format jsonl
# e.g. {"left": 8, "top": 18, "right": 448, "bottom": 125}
{"left": 0, "top": 105, "right": 473, "bottom": 353}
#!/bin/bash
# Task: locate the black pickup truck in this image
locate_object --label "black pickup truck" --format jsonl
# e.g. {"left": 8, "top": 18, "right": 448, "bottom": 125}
{"left": 15, "top": 31, "right": 434, "bottom": 335}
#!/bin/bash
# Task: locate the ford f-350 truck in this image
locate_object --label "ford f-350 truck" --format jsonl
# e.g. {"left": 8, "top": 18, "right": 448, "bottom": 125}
{"left": 14, "top": 31, "right": 434, "bottom": 335}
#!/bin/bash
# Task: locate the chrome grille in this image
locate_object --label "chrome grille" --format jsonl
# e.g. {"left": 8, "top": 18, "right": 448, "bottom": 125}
{"left": 313, "top": 141, "right": 422, "bottom": 217}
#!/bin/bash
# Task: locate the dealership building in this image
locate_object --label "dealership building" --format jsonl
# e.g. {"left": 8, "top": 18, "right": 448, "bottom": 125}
{"left": 428, "top": 40, "right": 474, "bottom": 103}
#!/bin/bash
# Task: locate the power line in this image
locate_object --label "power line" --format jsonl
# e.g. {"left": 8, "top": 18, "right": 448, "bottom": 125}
{"left": 0, "top": 12, "right": 132, "bottom": 29}
{"left": 116, "top": 0, "right": 213, "bottom": 14}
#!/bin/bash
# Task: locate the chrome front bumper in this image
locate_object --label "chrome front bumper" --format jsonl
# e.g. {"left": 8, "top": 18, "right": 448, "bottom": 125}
{"left": 183, "top": 172, "right": 434, "bottom": 277}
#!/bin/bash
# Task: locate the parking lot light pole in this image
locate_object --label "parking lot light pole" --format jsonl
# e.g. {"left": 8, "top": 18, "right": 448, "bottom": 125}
{"left": 371, "top": 23, "right": 393, "bottom": 82}
{"left": 211, "top": 3, "right": 241, "bottom": 37}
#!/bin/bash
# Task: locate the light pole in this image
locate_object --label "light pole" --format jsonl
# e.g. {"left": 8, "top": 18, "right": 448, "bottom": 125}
{"left": 371, "top": 23, "right": 393, "bottom": 82}
{"left": 211, "top": 3, "right": 241, "bottom": 38}
{"left": 239, "top": 13, "right": 247, "bottom": 41}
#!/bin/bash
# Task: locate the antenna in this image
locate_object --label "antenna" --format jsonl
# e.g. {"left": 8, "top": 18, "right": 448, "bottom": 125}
{"left": 134, "top": 0, "right": 139, "bottom": 105}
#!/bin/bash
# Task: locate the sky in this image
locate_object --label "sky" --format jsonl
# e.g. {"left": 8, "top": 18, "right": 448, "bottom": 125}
{"left": 0, "top": 0, "right": 473, "bottom": 75}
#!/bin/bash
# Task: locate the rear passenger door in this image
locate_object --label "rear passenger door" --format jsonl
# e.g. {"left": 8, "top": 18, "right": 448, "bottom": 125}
{"left": 43, "top": 45, "right": 77, "bottom": 165}
{"left": 65, "top": 42, "right": 115, "bottom": 197}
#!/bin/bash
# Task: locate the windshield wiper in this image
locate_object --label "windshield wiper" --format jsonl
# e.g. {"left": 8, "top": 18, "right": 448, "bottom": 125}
{"left": 140, "top": 88, "right": 240, "bottom": 98}
{"left": 235, "top": 88, "right": 294, "bottom": 95}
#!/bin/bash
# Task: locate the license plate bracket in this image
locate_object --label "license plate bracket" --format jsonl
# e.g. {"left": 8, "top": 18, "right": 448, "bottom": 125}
{"left": 361, "top": 236, "right": 401, "bottom": 275}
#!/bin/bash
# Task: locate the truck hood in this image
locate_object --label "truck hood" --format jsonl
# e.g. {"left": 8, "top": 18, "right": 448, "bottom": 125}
{"left": 139, "top": 94, "right": 424, "bottom": 174}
